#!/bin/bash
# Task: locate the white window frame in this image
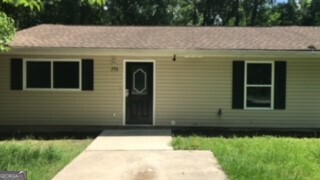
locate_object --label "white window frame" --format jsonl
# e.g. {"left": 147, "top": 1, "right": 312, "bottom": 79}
{"left": 23, "top": 59, "right": 82, "bottom": 91}
{"left": 244, "top": 61, "right": 274, "bottom": 110}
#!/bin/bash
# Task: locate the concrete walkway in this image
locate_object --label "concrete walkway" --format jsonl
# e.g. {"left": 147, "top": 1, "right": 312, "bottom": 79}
{"left": 53, "top": 129, "right": 227, "bottom": 180}
{"left": 86, "top": 129, "right": 173, "bottom": 150}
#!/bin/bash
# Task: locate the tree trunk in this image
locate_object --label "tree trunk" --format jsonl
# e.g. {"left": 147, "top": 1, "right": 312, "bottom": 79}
{"left": 192, "top": 2, "right": 198, "bottom": 25}
{"left": 234, "top": 0, "right": 240, "bottom": 26}
{"left": 250, "top": 0, "right": 259, "bottom": 26}
{"left": 202, "top": 0, "right": 210, "bottom": 25}
{"left": 311, "top": 0, "right": 317, "bottom": 25}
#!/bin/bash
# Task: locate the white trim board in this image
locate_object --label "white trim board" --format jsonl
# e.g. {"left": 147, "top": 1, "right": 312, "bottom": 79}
{"left": 7, "top": 48, "right": 320, "bottom": 59}
{"left": 122, "top": 60, "right": 156, "bottom": 126}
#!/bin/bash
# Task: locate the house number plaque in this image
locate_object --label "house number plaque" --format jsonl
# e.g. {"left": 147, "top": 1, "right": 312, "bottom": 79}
{"left": 111, "top": 67, "right": 118, "bottom": 72}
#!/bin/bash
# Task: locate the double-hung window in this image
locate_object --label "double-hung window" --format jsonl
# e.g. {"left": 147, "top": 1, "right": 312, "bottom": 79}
{"left": 244, "top": 62, "right": 274, "bottom": 109}
{"left": 24, "top": 60, "right": 81, "bottom": 90}
{"left": 232, "top": 60, "right": 286, "bottom": 110}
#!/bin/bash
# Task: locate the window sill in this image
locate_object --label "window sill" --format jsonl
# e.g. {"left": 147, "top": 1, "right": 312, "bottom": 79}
{"left": 23, "top": 88, "right": 82, "bottom": 92}
{"left": 244, "top": 107, "right": 274, "bottom": 110}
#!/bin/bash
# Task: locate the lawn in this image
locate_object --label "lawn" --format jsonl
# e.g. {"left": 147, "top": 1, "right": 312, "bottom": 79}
{"left": 0, "top": 137, "right": 92, "bottom": 180}
{"left": 172, "top": 136, "right": 320, "bottom": 180}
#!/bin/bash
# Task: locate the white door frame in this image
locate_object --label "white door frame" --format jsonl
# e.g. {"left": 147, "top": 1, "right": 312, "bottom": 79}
{"left": 122, "top": 60, "right": 156, "bottom": 126}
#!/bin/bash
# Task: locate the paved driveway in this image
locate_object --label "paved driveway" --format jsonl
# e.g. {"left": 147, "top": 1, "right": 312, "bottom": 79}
{"left": 53, "top": 129, "right": 227, "bottom": 180}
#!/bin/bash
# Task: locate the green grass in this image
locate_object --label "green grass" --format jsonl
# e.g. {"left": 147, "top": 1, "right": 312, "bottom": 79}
{"left": 0, "top": 138, "right": 92, "bottom": 180}
{"left": 172, "top": 136, "right": 320, "bottom": 180}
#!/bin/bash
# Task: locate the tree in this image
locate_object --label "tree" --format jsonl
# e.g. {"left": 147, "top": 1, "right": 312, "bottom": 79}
{"left": 0, "top": 0, "right": 43, "bottom": 51}
{"left": 0, "top": 0, "right": 107, "bottom": 51}
{"left": 2, "top": 0, "right": 42, "bottom": 10}
{"left": 0, "top": 12, "right": 15, "bottom": 51}
{"left": 303, "top": 0, "right": 320, "bottom": 25}
{"left": 171, "top": 0, "right": 201, "bottom": 25}
{"left": 106, "top": 0, "right": 175, "bottom": 25}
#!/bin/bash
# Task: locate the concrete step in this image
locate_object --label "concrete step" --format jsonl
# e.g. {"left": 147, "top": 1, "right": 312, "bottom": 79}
{"left": 86, "top": 129, "right": 172, "bottom": 151}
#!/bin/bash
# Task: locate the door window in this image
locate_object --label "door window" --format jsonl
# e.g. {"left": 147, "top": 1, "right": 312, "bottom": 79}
{"left": 132, "top": 68, "right": 147, "bottom": 95}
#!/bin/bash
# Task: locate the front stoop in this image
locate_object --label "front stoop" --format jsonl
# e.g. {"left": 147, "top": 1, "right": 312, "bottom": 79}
{"left": 86, "top": 129, "right": 173, "bottom": 151}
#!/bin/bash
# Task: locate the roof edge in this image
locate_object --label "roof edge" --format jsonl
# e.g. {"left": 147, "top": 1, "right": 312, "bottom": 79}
{"left": 2, "top": 47, "right": 320, "bottom": 58}
{"left": 16, "top": 24, "right": 320, "bottom": 29}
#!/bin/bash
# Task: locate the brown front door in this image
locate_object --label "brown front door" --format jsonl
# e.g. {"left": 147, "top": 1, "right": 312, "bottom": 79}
{"left": 126, "top": 62, "right": 153, "bottom": 125}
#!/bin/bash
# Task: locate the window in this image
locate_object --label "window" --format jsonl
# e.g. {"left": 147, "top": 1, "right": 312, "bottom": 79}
{"left": 232, "top": 61, "right": 286, "bottom": 110}
{"left": 53, "top": 62, "right": 80, "bottom": 88}
{"left": 245, "top": 62, "right": 274, "bottom": 109}
{"left": 24, "top": 59, "right": 81, "bottom": 90}
{"left": 26, "top": 61, "right": 51, "bottom": 88}
{"left": 11, "top": 59, "right": 93, "bottom": 91}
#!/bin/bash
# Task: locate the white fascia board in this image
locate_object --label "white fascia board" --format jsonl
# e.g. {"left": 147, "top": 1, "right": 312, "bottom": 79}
{"left": 3, "top": 47, "right": 320, "bottom": 59}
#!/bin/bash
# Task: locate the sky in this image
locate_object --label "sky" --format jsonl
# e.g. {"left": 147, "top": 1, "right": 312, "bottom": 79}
{"left": 276, "top": 0, "right": 288, "bottom": 3}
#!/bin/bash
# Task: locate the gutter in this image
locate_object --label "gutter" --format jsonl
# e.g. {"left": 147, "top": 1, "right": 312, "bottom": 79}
{"left": 1, "top": 47, "right": 320, "bottom": 59}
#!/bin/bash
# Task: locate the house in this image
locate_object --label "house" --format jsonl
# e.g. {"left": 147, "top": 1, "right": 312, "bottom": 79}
{"left": 0, "top": 24, "right": 320, "bottom": 128}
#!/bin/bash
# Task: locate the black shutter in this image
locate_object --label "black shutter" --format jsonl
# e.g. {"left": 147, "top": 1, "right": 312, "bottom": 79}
{"left": 82, "top": 59, "right": 94, "bottom": 91}
{"left": 232, "top": 61, "right": 245, "bottom": 109}
{"left": 11, "top": 58, "right": 23, "bottom": 90}
{"left": 274, "top": 61, "right": 286, "bottom": 109}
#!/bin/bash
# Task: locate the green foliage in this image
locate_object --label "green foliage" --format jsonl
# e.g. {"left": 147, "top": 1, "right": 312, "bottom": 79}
{"left": 84, "top": 0, "right": 107, "bottom": 6}
{"left": 106, "top": 0, "right": 175, "bottom": 25}
{"left": 172, "top": 136, "right": 320, "bottom": 180}
{"left": 3, "top": 0, "right": 42, "bottom": 11}
{"left": 0, "top": 139, "right": 92, "bottom": 180}
{"left": 1, "top": 0, "right": 319, "bottom": 29}
{"left": 0, "top": 0, "right": 41, "bottom": 52}
{"left": 0, "top": 0, "right": 109, "bottom": 52}
{"left": 171, "top": 0, "right": 199, "bottom": 25}
{"left": 0, "top": 12, "right": 15, "bottom": 51}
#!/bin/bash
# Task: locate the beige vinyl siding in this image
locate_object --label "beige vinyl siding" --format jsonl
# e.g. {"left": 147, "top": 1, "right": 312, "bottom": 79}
{"left": 155, "top": 57, "right": 320, "bottom": 128}
{"left": 0, "top": 56, "right": 123, "bottom": 125}
{"left": 0, "top": 53, "right": 319, "bottom": 128}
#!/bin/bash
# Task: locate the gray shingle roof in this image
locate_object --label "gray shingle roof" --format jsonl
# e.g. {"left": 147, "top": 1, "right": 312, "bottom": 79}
{"left": 10, "top": 24, "right": 320, "bottom": 51}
